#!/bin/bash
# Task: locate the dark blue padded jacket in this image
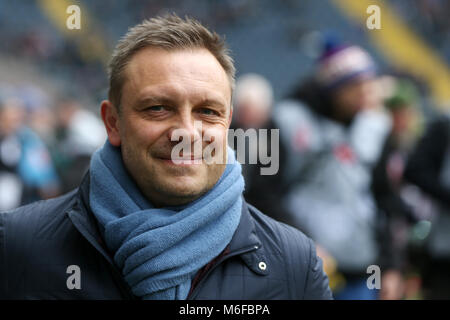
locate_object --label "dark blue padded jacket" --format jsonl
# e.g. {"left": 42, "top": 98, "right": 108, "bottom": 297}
{"left": 0, "top": 174, "right": 332, "bottom": 300}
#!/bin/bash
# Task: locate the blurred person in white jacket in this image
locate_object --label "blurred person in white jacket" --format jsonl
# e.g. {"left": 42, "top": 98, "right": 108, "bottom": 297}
{"left": 274, "top": 40, "right": 397, "bottom": 299}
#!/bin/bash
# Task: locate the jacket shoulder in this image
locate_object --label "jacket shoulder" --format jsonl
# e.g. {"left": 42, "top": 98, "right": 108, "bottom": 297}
{"left": 0, "top": 189, "right": 78, "bottom": 235}
{"left": 248, "top": 203, "right": 311, "bottom": 254}
{"left": 0, "top": 190, "right": 80, "bottom": 298}
{"left": 247, "top": 204, "right": 333, "bottom": 299}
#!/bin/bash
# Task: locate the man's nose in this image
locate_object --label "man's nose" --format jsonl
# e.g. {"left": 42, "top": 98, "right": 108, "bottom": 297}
{"left": 167, "top": 113, "right": 202, "bottom": 144}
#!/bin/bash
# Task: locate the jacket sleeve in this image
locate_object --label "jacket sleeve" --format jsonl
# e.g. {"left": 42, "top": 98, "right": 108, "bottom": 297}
{"left": 303, "top": 239, "right": 333, "bottom": 300}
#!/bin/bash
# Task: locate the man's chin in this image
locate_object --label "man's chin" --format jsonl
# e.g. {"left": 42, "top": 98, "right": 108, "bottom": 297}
{"left": 154, "top": 157, "right": 206, "bottom": 176}
{"left": 153, "top": 168, "right": 205, "bottom": 192}
{"left": 157, "top": 186, "right": 207, "bottom": 206}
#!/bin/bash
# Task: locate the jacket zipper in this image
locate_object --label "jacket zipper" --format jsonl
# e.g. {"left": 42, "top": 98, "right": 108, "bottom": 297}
{"left": 187, "top": 244, "right": 260, "bottom": 300}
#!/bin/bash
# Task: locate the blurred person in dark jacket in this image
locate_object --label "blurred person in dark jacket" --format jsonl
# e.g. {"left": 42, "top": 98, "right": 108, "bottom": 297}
{"left": 404, "top": 112, "right": 450, "bottom": 299}
{"left": 371, "top": 77, "right": 424, "bottom": 299}
{"left": 273, "top": 40, "right": 400, "bottom": 299}
{"left": 230, "top": 73, "right": 288, "bottom": 221}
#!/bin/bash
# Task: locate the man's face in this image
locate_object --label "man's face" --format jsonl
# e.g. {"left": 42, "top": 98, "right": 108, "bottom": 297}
{"left": 102, "top": 47, "right": 232, "bottom": 207}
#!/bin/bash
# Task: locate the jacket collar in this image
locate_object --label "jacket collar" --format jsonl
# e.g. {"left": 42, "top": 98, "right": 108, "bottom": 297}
{"left": 67, "top": 173, "right": 106, "bottom": 250}
{"left": 67, "top": 173, "right": 137, "bottom": 299}
{"left": 230, "top": 200, "right": 269, "bottom": 276}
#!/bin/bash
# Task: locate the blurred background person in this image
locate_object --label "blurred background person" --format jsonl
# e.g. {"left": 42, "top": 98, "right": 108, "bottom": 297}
{"left": 0, "top": 90, "right": 60, "bottom": 210}
{"left": 404, "top": 112, "right": 450, "bottom": 299}
{"left": 230, "top": 73, "right": 288, "bottom": 220}
{"left": 232, "top": 73, "right": 274, "bottom": 131}
{"left": 52, "top": 98, "right": 106, "bottom": 193}
{"left": 273, "top": 40, "right": 396, "bottom": 300}
{"left": 0, "top": 93, "right": 25, "bottom": 210}
{"left": 371, "top": 76, "right": 425, "bottom": 299}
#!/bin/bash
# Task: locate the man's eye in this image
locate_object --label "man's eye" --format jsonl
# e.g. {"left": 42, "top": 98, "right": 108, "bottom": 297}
{"left": 199, "top": 108, "right": 218, "bottom": 116}
{"left": 147, "top": 105, "right": 166, "bottom": 112}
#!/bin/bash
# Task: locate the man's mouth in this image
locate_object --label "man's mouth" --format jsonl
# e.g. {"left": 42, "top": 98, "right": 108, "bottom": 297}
{"left": 156, "top": 154, "right": 203, "bottom": 165}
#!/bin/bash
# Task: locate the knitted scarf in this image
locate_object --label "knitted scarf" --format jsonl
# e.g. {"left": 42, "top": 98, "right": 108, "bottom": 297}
{"left": 89, "top": 141, "right": 244, "bottom": 299}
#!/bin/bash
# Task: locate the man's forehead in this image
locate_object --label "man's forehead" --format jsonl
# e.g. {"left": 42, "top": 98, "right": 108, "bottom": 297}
{"left": 123, "top": 47, "right": 231, "bottom": 99}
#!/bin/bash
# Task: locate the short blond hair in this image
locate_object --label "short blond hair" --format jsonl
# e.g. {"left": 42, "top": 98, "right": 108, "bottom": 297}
{"left": 107, "top": 14, "right": 235, "bottom": 110}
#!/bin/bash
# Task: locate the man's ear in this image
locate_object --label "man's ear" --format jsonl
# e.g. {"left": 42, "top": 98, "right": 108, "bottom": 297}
{"left": 228, "top": 105, "right": 233, "bottom": 126}
{"left": 100, "top": 100, "right": 121, "bottom": 146}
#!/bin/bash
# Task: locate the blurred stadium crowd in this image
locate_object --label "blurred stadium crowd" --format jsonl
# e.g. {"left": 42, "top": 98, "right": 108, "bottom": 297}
{"left": 1, "top": 0, "right": 450, "bottom": 300}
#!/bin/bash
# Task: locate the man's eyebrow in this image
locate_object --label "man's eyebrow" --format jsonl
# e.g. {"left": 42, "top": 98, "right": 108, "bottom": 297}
{"left": 195, "top": 98, "right": 227, "bottom": 108}
{"left": 134, "top": 95, "right": 228, "bottom": 110}
{"left": 134, "top": 96, "right": 175, "bottom": 108}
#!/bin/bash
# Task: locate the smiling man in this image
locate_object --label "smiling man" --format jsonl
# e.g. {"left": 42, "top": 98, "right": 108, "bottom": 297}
{"left": 105, "top": 46, "right": 231, "bottom": 207}
{"left": 0, "top": 15, "right": 332, "bottom": 300}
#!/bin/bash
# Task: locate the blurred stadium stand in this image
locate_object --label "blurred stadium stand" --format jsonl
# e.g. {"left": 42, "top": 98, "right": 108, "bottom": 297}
{"left": 0, "top": 0, "right": 449, "bottom": 110}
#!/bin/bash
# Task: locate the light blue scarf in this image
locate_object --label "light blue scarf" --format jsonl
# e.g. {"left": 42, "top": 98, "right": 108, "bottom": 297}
{"left": 89, "top": 141, "right": 244, "bottom": 300}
